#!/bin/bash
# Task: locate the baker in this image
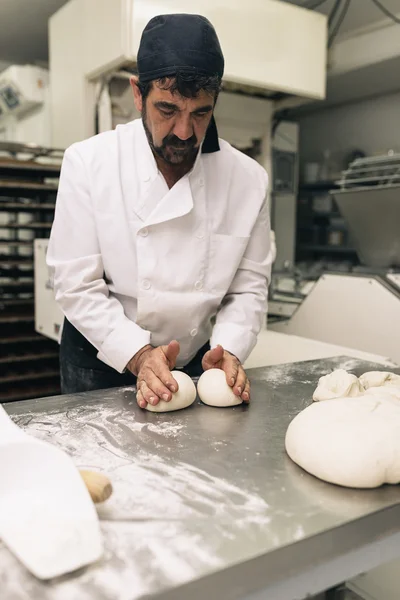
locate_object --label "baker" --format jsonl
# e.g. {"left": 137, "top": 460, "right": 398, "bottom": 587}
{"left": 47, "top": 13, "right": 273, "bottom": 408}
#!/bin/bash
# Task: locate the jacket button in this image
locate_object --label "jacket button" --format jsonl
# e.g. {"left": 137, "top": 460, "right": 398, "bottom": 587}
{"left": 142, "top": 279, "right": 151, "bottom": 290}
{"left": 195, "top": 280, "right": 203, "bottom": 291}
{"left": 190, "top": 328, "right": 198, "bottom": 337}
{"left": 140, "top": 228, "right": 149, "bottom": 237}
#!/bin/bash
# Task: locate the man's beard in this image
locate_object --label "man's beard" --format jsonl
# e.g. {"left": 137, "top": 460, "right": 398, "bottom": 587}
{"left": 142, "top": 104, "right": 199, "bottom": 166}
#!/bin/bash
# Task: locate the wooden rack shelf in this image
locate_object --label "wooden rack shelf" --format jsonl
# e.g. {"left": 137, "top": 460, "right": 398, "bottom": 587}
{"left": 4, "top": 222, "right": 53, "bottom": 229}
{"left": 0, "top": 334, "right": 46, "bottom": 345}
{"left": 0, "top": 159, "right": 60, "bottom": 178}
{"left": 0, "top": 181, "right": 58, "bottom": 196}
{"left": 0, "top": 352, "right": 58, "bottom": 365}
{"left": 0, "top": 202, "right": 56, "bottom": 211}
{"left": 0, "top": 370, "right": 60, "bottom": 384}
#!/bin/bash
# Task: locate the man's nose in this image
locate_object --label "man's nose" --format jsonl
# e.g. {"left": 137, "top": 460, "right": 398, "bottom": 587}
{"left": 173, "top": 114, "right": 193, "bottom": 141}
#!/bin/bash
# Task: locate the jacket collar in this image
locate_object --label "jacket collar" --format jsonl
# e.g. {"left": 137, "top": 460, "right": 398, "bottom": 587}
{"left": 120, "top": 120, "right": 206, "bottom": 226}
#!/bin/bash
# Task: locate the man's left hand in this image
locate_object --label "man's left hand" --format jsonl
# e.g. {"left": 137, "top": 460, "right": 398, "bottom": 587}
{"left": 202, "top": 345, "right": 250, "bottom": 403}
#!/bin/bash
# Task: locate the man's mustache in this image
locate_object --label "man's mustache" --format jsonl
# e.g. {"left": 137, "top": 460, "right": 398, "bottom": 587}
{"left": 162, "top": 134, "right": 197, "bottom": 149}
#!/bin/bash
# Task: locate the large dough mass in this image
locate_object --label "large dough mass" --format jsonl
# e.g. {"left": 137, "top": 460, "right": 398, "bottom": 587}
{"left": 145, "top": 371, "right": 196, "bottom": 413}
{"left": 286, "top": 369, "right": 400, "bottom": 488}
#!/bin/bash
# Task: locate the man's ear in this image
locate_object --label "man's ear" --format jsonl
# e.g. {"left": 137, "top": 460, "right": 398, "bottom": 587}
{"left": 130, "top": 76, "right": 143, "bottom": 112}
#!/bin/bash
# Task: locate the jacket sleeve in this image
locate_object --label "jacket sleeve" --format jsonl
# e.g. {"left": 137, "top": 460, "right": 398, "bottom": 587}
{"left": 46, "top": 145, "right": 151, "bottom": 373}
{"left": 210, "top": 173, "right": 272, "bottom": 363}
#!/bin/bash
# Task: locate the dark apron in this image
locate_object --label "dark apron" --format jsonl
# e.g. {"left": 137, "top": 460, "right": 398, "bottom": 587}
{"left": 60, "top": 319, "right": 209, "bottom": 394}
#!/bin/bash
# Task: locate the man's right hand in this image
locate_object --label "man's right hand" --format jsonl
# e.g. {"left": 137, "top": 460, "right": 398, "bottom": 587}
{"left": 127, "top": 341, "right": 180, "bottom": 409}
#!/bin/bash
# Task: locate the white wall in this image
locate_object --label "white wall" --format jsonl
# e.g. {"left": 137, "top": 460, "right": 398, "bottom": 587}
{"left": 297, "top": 90, "right": 400, "bottom": 178}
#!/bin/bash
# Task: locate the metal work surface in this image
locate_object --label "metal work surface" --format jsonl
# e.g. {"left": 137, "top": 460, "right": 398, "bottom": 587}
{"left": 2, "top": 356, "right": 400, "bottom": 600}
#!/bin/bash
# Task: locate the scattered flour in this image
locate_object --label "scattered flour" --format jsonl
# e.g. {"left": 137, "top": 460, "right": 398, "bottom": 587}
{"left": 1, "top": 400, "right": 272, "bottom": 599}
{"left": 254, "top": 357, "right": 367, "bottom": 388}
{"left": 256, "top": 363, "right": 295, "bottom": 386}
{"left": 335, "top": 358, "right": 371, "bottom": 372}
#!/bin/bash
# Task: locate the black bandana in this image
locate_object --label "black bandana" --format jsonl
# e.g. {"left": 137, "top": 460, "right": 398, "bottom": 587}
{"left": 137, "top": 14, "right": 224, "bottom": 153}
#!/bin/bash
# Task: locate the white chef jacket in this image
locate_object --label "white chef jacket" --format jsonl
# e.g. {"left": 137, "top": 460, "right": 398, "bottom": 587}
{"left": 47, "top": 119, "right": 272, "bottom": 373}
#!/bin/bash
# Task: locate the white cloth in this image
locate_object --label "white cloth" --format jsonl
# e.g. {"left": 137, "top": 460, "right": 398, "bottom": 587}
{"left": 47, "top": 119, "right": 272, "bottom": 373}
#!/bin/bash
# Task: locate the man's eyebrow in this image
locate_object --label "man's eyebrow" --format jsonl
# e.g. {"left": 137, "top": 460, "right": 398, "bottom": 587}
{"left": 192, "top": 104, "right": 213, "bottom": 113}
{"left": 154, "top": 101, "right": 213, "bottom": 113}
{"left": 154, "top": 101, "right": 179, "bottom": 110}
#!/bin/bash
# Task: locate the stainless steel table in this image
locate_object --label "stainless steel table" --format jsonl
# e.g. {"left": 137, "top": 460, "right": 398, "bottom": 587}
{"left": 2, "top": 356, "right": 400, "bottom": 600}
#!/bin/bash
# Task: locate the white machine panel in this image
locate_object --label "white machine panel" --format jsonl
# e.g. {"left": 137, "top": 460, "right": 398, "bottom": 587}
{"left": 271, "top": 273, "right": 400, "bottom": 366}
{"left": 34, "top": 239, "right": 63, "bottom": 343}
{"left": 387, "top": 273, "right": 400, "bottom": 291}
{"left": 244, "top": 330, "right": 395, "bottom": 370}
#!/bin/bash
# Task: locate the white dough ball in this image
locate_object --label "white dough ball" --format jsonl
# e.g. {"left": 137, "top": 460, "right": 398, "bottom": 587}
{"left": 313, "top": 369, "right": 364, "bottom": 401}
{"left": 145, "top": 371, "right": 196, "bottom": 413}
{"left": 359, "top": 371, "right": 400, "bottom": 390}
{"left": 197, "top": 368, "right": 242, "bottom": 407}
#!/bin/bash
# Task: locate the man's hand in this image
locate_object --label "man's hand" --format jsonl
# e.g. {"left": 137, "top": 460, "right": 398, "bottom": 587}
{"left": 202, "top": 345, "right": 250, "bottom": 403}
{"left": 127, "top": 341, "right": 180, "bottom": 409}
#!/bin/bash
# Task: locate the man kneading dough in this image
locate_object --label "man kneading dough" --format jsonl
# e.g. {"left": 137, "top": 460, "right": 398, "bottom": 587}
{"left": 47, "top": 14, "right": 272, "bottom": 408}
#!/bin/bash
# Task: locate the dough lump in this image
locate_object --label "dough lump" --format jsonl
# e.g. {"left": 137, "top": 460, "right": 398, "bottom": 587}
{"left": 313, "top": 369, "right": 364, "bottom": 401}
{"left": 145, "top": 371, "right": 196, "bottom": 413}
{"left": 359, "top": 371, "right": 400, "bottom": 390}
{"left": 286, "top": 369, "right": 400, "bottom": 488}
{"left": 285, "top": 395, "right": 400, "bottom": 488}
{"left": 197, "top": 369, "right": 242, "bottom": 407}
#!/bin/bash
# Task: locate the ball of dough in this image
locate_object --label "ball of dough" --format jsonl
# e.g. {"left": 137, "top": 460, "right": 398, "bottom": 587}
{"left": 313, "top": 369, "right": 364, "bottom": 401}
{"left": 197, "top": 369, "right": 242, "bottom": 407}
{"left": 359, "top": 371, "right": 400, "bottom": 390}
{"left": 285, "top": 395, "right": 400, "bottom": 488}
{"left": 145, "top": 371, "right": 196, "bottom": 413}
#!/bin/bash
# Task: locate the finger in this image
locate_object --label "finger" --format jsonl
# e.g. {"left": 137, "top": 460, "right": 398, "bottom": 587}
{"left": 233, "top": 366, "right": 247, "bottom": 397}
{"left": 139, "top": 380, "right": 160, "bottom": 406}
{"left": 224, "top": 358, "right": 238, "bottom": 388}
{"left": 242, "top": 378, "right": 251, "bottom": 403}
{"left": 202, "top": 345, "right": 224, "bottom": 370}
{"left": 201, "top": 350, "right": 211, "bottom": 371}
{"left": 145, "top": 370, "right": 175, "bottom": 401}
{"left": 162, "top": 340, "right": 180, "bottom": 369}
{"left": 136, "top": 389, "right": 148, "bottom": 409}
{"left": 150, "top": 359, "right": 178, "bottom": 394}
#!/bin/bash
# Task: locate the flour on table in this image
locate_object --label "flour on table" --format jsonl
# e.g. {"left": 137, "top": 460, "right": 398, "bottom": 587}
{"left": 1, "top": 402, "right": 272, "bottom": 600}
{"left": 255, "top": 363, "right": 295, "bottom": 386}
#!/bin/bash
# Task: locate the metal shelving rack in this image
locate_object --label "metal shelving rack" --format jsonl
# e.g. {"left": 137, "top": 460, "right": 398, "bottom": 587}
{"left": 0, "top": 141, "right": 63, "bottom": 402}
{"left": 296, "top": 180, "right": 360, "bottom": 265}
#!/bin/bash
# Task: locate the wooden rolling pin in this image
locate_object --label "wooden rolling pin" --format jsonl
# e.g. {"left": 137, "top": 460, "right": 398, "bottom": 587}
{"left": 79, "top": 470, "right": 113, "bottom": 503}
